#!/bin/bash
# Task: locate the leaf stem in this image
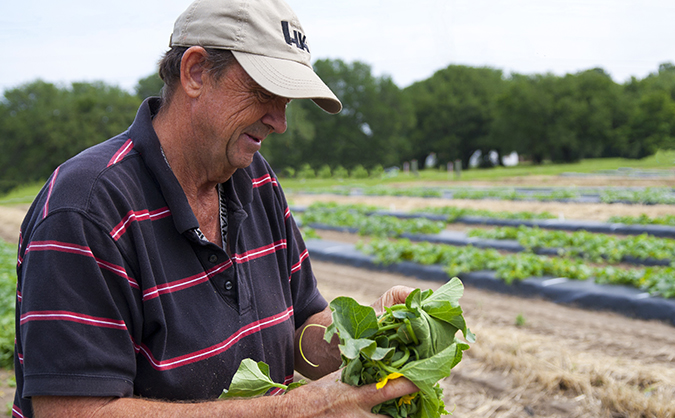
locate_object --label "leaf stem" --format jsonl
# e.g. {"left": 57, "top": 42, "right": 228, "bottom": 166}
{"left": 298, "top": 323, "right": 328, "bottom": 368}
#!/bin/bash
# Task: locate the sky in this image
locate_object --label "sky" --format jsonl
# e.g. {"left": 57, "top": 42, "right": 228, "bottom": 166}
{"left": 2, "top": 0, "right": 675, "bottom": 95}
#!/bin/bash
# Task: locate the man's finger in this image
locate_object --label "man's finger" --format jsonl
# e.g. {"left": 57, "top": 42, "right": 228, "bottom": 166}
{"left": 360, "top": 376, "right": 419, "bottom": 409}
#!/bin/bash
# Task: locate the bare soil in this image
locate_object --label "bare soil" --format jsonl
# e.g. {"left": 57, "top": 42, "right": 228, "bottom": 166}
{"left": 2, "top": 179, "right": 674, "bottom": 417}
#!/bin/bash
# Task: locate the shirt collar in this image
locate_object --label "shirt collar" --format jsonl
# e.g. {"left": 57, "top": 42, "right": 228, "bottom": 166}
{"left": 128, "top": 98, "right": 200, "bottom": 234}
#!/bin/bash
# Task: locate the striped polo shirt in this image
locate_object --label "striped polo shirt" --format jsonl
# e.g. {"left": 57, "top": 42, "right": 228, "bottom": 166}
{"left": 12, "top": 98, "right": 326, "bottom": 417}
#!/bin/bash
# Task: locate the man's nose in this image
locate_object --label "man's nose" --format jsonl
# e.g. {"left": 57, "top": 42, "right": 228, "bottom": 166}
{"left": 262, "top": 102, "right": 288, "bottom": 134}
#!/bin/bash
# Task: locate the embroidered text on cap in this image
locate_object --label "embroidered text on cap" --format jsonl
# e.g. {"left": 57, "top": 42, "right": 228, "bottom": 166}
{"left": 282, "top": 21, "right": 310, "bottom": 53}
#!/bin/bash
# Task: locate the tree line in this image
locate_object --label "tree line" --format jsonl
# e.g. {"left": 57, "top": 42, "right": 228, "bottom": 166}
{"left": 1, "top": 60, "right": 674, "bottom": 192}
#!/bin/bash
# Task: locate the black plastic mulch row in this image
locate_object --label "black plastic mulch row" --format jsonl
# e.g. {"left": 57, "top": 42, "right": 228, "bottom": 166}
{"left": 303, "top": 223, "right": 672, "bottom": 267}
{"left": 306, "top": 239, "right": 675, "bottom": 327}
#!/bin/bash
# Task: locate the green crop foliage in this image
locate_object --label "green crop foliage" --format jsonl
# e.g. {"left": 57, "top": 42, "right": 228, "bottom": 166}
{"left": 0, "top": 240, "right": 17, "bottom": 369}
{"left": 300, "top": 202, "right": 444, "bottom": 238}
{"left": 599, "top": 187, "right": 675, "bottom": 204}
{"left": 357, "top": 238, "right": 673, "bottom": 298}
{"left": 608, "top": 214, "right": 675, "bottom": 227}
{"left": 467, "top": 225, "right": 675, "bottom": 263}
{"left": 413, "top": 206, "right": 556, "bottom": 222}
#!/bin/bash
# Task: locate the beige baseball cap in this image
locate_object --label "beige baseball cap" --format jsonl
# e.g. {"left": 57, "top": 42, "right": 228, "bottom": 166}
{"left": 170, "top": 0, "right": 342, "bottom": 114}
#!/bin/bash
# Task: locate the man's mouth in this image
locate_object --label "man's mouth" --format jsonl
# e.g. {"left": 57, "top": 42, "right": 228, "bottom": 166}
{"left": 245, "top": 133, "right": 262, "bottom": 144}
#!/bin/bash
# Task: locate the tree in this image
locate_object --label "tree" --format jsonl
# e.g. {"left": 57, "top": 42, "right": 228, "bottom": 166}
{"left": 622, "top": 62, "right": 675, "bottom": 157}
{"left": 490, "top": 74, "right": 553, "bottom": 164}
{"left": 136, "top": 73, "right": 164, "bottom": 100}
{"left": 404, "top": 65, "right": 505, "bottom": 168}
{"left": 0, "top": 81, "right": 140, "bottom": 189}
{"left": 264, "top": 59, "right": 414, "bottom": 173}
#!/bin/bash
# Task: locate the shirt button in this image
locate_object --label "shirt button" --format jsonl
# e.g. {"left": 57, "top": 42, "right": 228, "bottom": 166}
{"left": 224, "top": 281, "right": 233, "bottom": 291}
{"left": 208, "top": 254, "right": 218, "bottom": 263}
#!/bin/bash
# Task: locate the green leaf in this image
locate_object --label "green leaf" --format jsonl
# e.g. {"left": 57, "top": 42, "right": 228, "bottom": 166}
{"left": 342, "top": 358, "right": 363, "bottom": 386}
{"left": 399, "top": 342, "right": 467, "bottom": 399}
{"left": 409, "top": 311, "right": 459, "bottom": 359}
{"left": 420, "top": 278, "right": 476, "bottom": 343}
{"left": 421, "top": 277, "right": 464, "bottom": 308}
{"left": 405, "top": 288, "right": 423, "bottom": 311}
{"left": 220, "top": 359, "right": 287, "bottom": 399}
{"left": 329, "top": 296, "right": 379, "bottom": 340}
{"left": 286, "top": 380, "right": 307, "bottom": 391}
{"left": 340, "top": 338, "right": 377, "bottom": 360}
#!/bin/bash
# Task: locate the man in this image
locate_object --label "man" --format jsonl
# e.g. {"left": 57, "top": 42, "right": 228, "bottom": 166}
{"left": 13, "top": 0, "right": 417, "bottom": 417}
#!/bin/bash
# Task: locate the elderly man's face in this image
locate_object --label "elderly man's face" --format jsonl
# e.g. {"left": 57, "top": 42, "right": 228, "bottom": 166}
{"left": 192, "top": 62, "right": 289, "bottom": 180}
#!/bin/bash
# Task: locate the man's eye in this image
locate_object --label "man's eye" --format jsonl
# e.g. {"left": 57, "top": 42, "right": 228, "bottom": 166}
{"left": 257, "top": 91, "right": 274, "bottom": 102}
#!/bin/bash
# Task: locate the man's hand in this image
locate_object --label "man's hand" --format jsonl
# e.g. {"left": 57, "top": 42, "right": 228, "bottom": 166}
{"left": 280, "top": 370, "right": 419, "bottom": 417}
{"left": 370, "top": 285, "right": 416, "bottom": 316}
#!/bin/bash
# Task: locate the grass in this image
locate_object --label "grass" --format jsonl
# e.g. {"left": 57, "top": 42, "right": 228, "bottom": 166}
{"left": 0, "top": 240, "right": 16, "bottom": 369}
{"left": 1, "top": 154, "right": 673, "bottom": 204}
{"left": 277, "top": 153, "right": 675, "bottom": 190}
{"left": 0, "top": 183, "right": 43, "bottom": 206}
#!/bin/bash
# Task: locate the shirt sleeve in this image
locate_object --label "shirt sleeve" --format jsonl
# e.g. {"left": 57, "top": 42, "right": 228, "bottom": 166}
{"left": 17, "top": 210, "right": 140, "bottom": 398}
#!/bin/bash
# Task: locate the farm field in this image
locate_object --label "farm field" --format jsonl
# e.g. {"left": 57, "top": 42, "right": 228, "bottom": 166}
{"left": 284, "top": 173, "right": 675, "bottom": 417}
{"left": 1, "top": 170, "right": 674, "bottom": 417}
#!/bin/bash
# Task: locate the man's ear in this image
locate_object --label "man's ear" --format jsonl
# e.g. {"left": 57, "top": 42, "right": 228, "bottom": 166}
{"left": 180, "top": 46, "right": 209, "bottom": 98}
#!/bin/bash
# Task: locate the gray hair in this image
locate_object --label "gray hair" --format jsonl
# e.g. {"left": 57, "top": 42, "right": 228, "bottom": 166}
{"left": 158, "top": 47, "right": 237, "bottom": 106}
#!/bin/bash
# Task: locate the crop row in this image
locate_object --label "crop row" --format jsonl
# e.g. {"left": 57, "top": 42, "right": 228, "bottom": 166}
{"left": 467, "top": 226, "right": 675, "bottom": 264}
{"left": 299, "top": 203, "right": 675, "bottom": 265}
{"left": 357, "top": 238, "right": 675, "bottom": 299}
{"left": 297, "top": 203, "right": 675, "bottom": 299}
{"left": 294, "top": 185, "right": 675, "bottom": 205}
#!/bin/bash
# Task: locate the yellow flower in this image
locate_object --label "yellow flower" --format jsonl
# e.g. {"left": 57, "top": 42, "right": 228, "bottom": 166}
{"left": 376, "top": 372, "right": 404, "bottom": 389}
{"left": 398, "top": 392, "right": 418, "bottom": 406}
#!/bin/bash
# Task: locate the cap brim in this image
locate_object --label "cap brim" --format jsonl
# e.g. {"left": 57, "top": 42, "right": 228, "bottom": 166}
{"left": 232, "top": 50, "right": 342, "bottom": 114}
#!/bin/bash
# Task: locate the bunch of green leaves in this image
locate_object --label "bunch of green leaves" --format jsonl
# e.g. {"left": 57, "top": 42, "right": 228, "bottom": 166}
{"left": 220, "top": 358, "right": 306, "bottom": 399}
{"left": 324, "top": 278, "right": 475, "bottom": 418}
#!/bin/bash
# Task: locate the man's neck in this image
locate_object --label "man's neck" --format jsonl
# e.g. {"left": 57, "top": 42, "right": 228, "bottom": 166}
{"left": 152, "top": 98, "right": 233, "bottom": 197}
{"left": 152, "top": 98, "right": 230, "bottom": 243}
